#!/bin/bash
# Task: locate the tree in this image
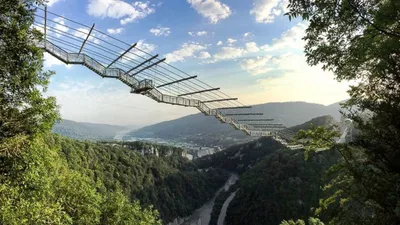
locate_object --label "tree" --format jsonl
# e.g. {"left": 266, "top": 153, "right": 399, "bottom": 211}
{"left": 0, "top": 0, "right": 58, "bottom": 141}
{"left": 101, "top": 189, "right": 161, "bottom": 225}
{"left": 286, "top": 0, "right": 400, "bottom": 224}
{"left": 280, "top": 217, "right": 325, "bottom": 225}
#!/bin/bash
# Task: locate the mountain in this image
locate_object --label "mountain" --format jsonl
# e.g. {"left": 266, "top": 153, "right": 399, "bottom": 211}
{"left": 52, "top": 119, "right": 129, "bottom": 140}
{"left": 125, "top": 101, "right": 344, "bottom": 147}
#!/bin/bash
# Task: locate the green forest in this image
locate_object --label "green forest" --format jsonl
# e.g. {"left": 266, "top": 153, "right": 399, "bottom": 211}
{"left": 56, "top": 136, "right": 228, "bottom": 223}
{"left": 226, "top": 149, "right": 340, "bottom": 225}
{"left": 1, "top": 0, "right": 400, "bottom": 224}
{"left": 193, "top": 136, "right": 342, "bottom": 225}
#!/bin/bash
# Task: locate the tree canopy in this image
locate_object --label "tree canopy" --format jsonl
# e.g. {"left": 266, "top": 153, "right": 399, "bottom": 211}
{"left": 286, "top": 0, "right": 400, "bottom": 224}
{"left": 0, "top": 1, "right": 162, "bottom": 224}
{"left": 0, "top": 0, "right": 58, "bottom": 140}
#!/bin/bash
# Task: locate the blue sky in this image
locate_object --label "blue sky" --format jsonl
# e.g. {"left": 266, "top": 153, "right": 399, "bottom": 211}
{"left": 42, "top": 0, "right": 350, "bottom": 126}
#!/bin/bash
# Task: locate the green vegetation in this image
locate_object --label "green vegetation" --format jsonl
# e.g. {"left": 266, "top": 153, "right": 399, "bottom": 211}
{"left": 280, "top": 218, "right": 325, "bottom": 225}
{"left": 0, "top": 135, "right": 161, "bottom": 225}
{"left": 285, "top": 0, "right": 400, "bottom": 224}
{"left": 191, "top": 116, "right": 343, "bottom": 225}
{"left": 53, "top": 119, "right": 127, "bottom": 140}
{"left": 0, "top": 1, "right": 161, "bottom": 224}
{"left": 1, "top": 0, "right": 399, "bottom": 224}
{"left": 225, "top": 149, "right": 340, "bottom": 225}
{"left": 55, "top": 136, "right": 229, "bottom": 223}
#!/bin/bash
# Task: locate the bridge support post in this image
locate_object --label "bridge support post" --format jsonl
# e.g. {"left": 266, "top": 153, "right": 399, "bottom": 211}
{"left": 78, "top": 23, "right": 95, "bottom": 55}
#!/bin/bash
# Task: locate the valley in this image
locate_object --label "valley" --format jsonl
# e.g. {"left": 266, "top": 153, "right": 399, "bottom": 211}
{"left": 49, "top": 111, "right": 343, "bottom": 225}
{"left": 2, "top": 1, "right": 398, "bottom": 224}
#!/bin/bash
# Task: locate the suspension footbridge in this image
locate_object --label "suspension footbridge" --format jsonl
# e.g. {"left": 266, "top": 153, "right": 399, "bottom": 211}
{"left": 33, "top": 7, "right": 351, "bottom": 149}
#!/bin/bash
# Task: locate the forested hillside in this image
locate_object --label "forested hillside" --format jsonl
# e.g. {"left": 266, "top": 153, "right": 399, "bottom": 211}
{"left": 52, "top": 119, "right": 128, "bottom": 140}
{"left": 53, "top": 136, "right": 228, "bottom": 223}
{"left": 226, "top": 149, "right": 340, "bottom": 225}
{"left": 193, "top": 135, "right": 341, "bottom": 225}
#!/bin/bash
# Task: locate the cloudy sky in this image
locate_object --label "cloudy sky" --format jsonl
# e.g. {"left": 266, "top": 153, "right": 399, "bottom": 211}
{"left": 42, "top": 0, "right": 350, "bottom": 126}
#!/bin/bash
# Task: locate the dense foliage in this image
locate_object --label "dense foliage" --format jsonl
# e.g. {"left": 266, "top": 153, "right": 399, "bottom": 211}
{"left": 280, "top": 218, "right": 325, "bottom": 225}
{"left": 55, "top": 136, "right": 229, "bottom": 223}
{"left": 0, "top": 135, "right": 162, "bottom": 225}
{"left": 286, "top": 0, "right": 400, "bottom": 224}
{"left": 225, "top": 149, "right": 340, "bottom": 225}
{"left": 0, "top": 1, "right": 160, "bottom": 224}
{"left": 0, "top": 0, "right": 58, "bottom": 139}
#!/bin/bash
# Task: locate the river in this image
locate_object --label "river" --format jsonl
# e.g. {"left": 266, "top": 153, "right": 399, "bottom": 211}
{"left": 168, "top": 174, "right": 239, "bottom": 225}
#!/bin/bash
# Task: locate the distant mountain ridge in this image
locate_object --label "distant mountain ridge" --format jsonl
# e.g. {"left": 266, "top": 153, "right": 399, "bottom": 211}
{"left": 53, "top": 119, "right": 128, "bottom": 140}
{"left": 124, "top": 101, "right": 344, "bottom": 147}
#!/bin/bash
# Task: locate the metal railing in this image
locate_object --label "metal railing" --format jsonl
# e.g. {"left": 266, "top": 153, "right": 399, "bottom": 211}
{"left": 40, "top": 40, "right": 276, "bottom": 137}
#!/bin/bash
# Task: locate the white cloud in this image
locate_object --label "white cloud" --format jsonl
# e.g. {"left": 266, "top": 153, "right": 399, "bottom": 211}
{"left": 188, "top": 31, "right": 208, "bottom": 36}
{"left": 245, "top": 42, "right": 260, "bottom": 53}
{"left": 217, "top": 41, "right": 223, "bottom": 46}
{"left": 74, "top": 27, "right": 100, "bottom": 44}
{"left": 227, "top": 38, "right": 237, "bottom": 46}
{"left": 209, "top": 23, "right": 305, "bottom": 63}
{"left": 261, "top": 22, "right": 307, "bottom": 51}
{"left": 198, "top": 51, "right": 211, "bottom": 59}
{"left": 250, "top": 0, "right": 289, "bottom": 23}
{"left": 150, "top": 26, "right": 171, "bottom": 36}
{"left": 120, "top": 40, "right": 157, "bottom": 64}
{"left": 87, "top": 0, "right": 155, "bottom": 25}
{"left": 256, "top": 53, "right": 350, "bottom": 104}
{"left": 136, "top": 39, "right": 156, "bottom": 53}
{"left": 210, "top": 42, "right": 259, "bottom": 63}
{"left": 187, "top": 0, "right": 232, "bottom": 24}
{"left": 46, "top": 0, "right": 62, "bottom": 7}
{"left": 107, "top": 28, "right": 124, "bottom": 34}
{"left": 196, "top": 31, "right": 207, "bottom": 36}
{"left": 53, "top": 17, "right": 69, "bottom": 38}
{"left": 214, "top": 47, "right": 245, "bottom": 61}
{"left": 43, "top": 52, "right": 72, "bottom": 69}
{"left": 165, "top": 42, "right": 207, "bottom": 63}
{"left": 243, "top": 32, "right": 253, "bottom": 38}
{"left": 240, "top": 55, "right": 272, "bottom": 75}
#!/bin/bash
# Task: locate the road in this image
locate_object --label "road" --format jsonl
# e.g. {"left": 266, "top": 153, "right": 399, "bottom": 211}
{"left": 217, "top": 190, "right": 238, "bottom": 225}
{"left": 174, "top": 174, "right": 239, "bottom": 225}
